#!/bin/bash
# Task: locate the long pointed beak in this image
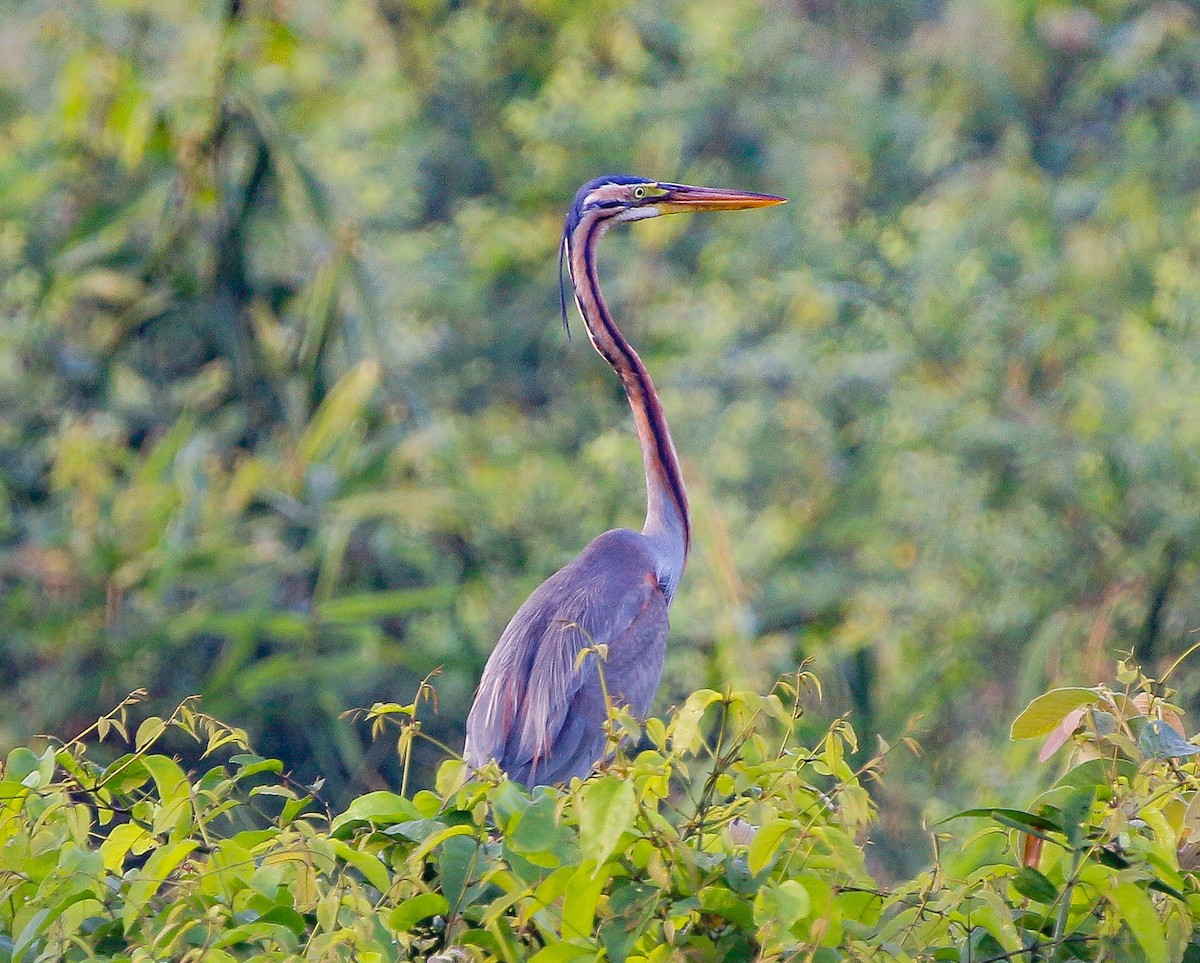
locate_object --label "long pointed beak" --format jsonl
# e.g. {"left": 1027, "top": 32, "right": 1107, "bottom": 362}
{"left": 656, "top": 183, "right": 786, "bottom": 213}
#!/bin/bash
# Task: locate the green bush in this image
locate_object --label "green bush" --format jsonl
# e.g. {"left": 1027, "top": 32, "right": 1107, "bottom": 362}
{"left": 2, "top": 664, "right": 1198, "bottom": 961}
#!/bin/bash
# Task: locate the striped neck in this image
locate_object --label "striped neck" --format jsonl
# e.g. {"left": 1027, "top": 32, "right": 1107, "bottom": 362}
{"left": 568, "top": 213, "right": 691, "bottom": 588}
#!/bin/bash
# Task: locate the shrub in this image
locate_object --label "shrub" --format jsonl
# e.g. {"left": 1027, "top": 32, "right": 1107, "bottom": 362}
{"left": 0, "top": 663, "right": 1197, "bottom": 961}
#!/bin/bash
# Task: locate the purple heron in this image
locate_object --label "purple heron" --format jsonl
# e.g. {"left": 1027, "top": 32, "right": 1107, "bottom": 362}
{"left": 465, "top": 175, "right": 785, "bottom": 785}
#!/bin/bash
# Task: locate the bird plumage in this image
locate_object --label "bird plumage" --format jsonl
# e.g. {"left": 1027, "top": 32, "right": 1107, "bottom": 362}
{"left": 465, "top": 529, "right": 668, "bottom": 785}
{"left": 465, "top": 175, "right": 784, "bottom": 786}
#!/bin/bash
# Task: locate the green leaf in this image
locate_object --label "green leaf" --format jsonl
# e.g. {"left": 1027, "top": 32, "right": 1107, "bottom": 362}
{"left": 671, "top": 689, "right": 722, "bottom": 753}
{"left": 5, "top": 748, "right": 39, "bottom": 787}
{"left": 331, "top": 791, "right": 422, "bottom": 836}
{"left": 754, "top": 879, "right": 811, "bottom": 929}
{"left": 439, "top": 834, "right": 482, "bottom": 909}
{"left": 231, "top": 754, "right": 285, "bottom": 778}
{"left": 134, "top": 717, "right": 165, "bottom": 751}
{"left": 508, "top": 791, "right": 560, "bottom": 854}
{"left": 1010, "top": 688, "right": 1102, "bottom": 740}
{"left": 410, "top": 823, "right": 477, "bottom": 864}
{"left": 299, "top": 360, "right": 379, "bottom": 463}
{"left": 941, "top": 808, "right": 1063, "bottom": 840}
{"left": 578, "top": 776, "right": 637, "bottom": 868}
{"left": 99, "top": 822, "right": 152, "bottom": 873}
{"left": 12, "top": 908, "right": 50, "bottom": 963}
{"left": 257, "top": 905, "right": 307, "bottom": 937}
{"left": 699, "top": 885, "right": 755, "bottom": 930}
{"left": 528, "top": 943, "right": 595, "bottom": 963}
{"left": 1011, "top": 867, "right": 1057, "bottom": 904}
{"left": 1108, "top": 882, "right": 1168, "bottom": 963}
{"left": 974, "top": 889, "right": 1023, "bottom": 953}
{"left": 331, "top": 839, "right": 391, "bottom": 892}
{"left": 562, "top": 861, "right": 609, "bottom": 940}
{"left": 143, "top": 754, "right": 188, "bottom": 807}
{"left": 100, "top": 755, "right": 150, "bottom": 794}
{"left": 1055, "top": 757, "right": 1137, "bottom": 791}
{"left": 1058, "top": 787, "right": 1095, "bottom": 849}
{"left": 748, "top": 820, "right": 793, "bottom": 875}
{"left": 388, "top": 893, "right": 450, "bottom": 931}
{"left": 121, "top": 841, "right": 197, "bottom": 934}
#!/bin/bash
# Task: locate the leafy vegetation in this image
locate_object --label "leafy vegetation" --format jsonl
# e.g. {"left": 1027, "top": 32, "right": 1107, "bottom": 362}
{"left": 5, "top": 0, "right": 1200, "bottom": 907}
{"left": 3, "top": 665, "right": 1200, "bottom": 961}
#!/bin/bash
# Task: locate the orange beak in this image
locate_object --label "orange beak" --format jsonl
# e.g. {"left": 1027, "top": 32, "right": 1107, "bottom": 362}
{"left": 655, "top": 183, "right": 786, "bottom": 213}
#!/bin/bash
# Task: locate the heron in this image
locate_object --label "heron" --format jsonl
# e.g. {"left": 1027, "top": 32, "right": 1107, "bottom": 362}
{"left": 464, "top": 175, "right": 785, "bottom": 786}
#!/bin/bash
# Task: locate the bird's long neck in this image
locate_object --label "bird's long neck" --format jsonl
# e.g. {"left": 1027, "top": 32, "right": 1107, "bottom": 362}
{"left": 570, "top": 220, "right": 690, "bottom": 589}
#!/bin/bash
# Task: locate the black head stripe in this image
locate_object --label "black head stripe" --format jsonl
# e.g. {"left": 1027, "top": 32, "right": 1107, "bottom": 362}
{"left": 558, "top": 231, "right": 571, "bottom": 340}
{"left": 558, "top": 175, "right": 658, "bottom": 340}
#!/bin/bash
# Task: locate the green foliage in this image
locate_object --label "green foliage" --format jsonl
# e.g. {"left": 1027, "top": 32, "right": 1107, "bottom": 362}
{"left": 3, "top": 668, "right": 1200, "bottom": 961}
{"left": 7, "top": 0, "right": 1200, "bottom": 878}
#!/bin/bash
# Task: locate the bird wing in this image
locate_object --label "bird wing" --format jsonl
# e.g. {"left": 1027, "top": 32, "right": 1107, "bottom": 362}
{"left": 465, "top": 529, "right": 670, "bottom": 784}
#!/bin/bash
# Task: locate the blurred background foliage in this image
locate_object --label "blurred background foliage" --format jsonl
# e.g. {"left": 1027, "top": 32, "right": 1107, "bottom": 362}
{"left": 3, "top": 0, "right": 1200, "bottom": 876}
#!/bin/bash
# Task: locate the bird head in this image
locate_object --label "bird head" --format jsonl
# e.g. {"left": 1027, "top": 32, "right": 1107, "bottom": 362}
{"left": 559, "top": 175, "right": 785, "bottom": 335}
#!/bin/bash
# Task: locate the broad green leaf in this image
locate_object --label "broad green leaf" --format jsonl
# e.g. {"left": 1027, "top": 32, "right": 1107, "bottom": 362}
{"left": 331, "top": 791, "right": 422, "bottom": 836}
{"left": 941, "top": 808, "right": 1063, "bottom": 841}
{"left": 12, "top": 908, "right": 50, "bottom": 963}
{"left": 5, "top": 748, "right": 39, "bottom": 787}
{"left": 528, "top": 943, "right": 595, "bottom": 963}
{"left": 99, "top": 756, "right": 150, "bottom": 795}
{"left": 975, "top": 889, "right": 1022, "bottom": 952}
{"left": 1058, "top": 787, "right": 1096, "bottom": 848}
{"left": 754, "top": 879, "right": 811, "bottom": 929}
{"left": 748, "top": 820, "right": 794, "bottom": 875}
{"left": 1011, "top": 867, "right": 1057, "bottom": 904}
{"left": 508, "top": 791, "right": 560, "bottom": 853}
{"left": 671, "top": 689, "right": 722, "bottom": 753}
{"left": 121, "top": 841, "right": 197, "bottom": 933}
{"left": 143, "top": 754, "right": 192, "bottom": 837}
{"left": 562, "top": 860, "right": 609, "bottom": 940}
{"left": 1010, "top": 688, "right": 1102, "bottom": 740}
{"left": 134, "top": 717, "right": 165, "bottom": 751}
{"left": 410, "top": 823, "right": 477, "bottom": 864}
{"left": 1108, "top": 882, "right": 1168, "bottom": 963}
{"left": 578, "top": 776, "right": 636, "bottom": 868}
{"left": 699, "top": 885, "right": 755, "bottom": 929}
{"left": 257, "top": 905, "right": 307, "bottom": 937}
{"left": 99, "top": 822, "right": 152, "bottom": 873}
{"left": 331, "top": 839, "right": 391, "bottom": 892}
{"left": 439, "top": 834, "right": 483, "bottom": 909}
{"left": 388, "top": 893, "right": 450, "bottom": 931}
{"left": 143, "top": 754, "right": 189, "bottom": 807}
{"left": 1055, "top": 757, "right": 1137, "bottom": 791}
{"left": 600, "top": 882, "right": 658, "bottom": 962}
{"left": 230, "top": 754, "right": 284, "bottom": 778}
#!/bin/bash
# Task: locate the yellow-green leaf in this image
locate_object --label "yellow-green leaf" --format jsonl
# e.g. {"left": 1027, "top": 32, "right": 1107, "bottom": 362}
{"left": 754, "top": 879, "right": 811, "bottom": 929}
{"left": 671, "top": 689, "right": 722, "bottom": 753}
{"left": 748, "top": 820, "right": 794, "bottom": 876}
{"left": 121, "top": 841, "right": 196, "bottom": 933}
{"left": 1108, "top": 882, "right": 1168, "bottom": 963}
{"left": 388, "top": 893, "right": 449, "bottom": 932}
{"left": 578, "top": 776, "right": 636, "bottom": 868}
{"left": 1010, "top": 688, "right": 1102, "bottom": 740}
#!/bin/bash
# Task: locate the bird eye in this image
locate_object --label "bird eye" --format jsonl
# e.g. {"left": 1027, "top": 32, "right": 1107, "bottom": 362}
{"left": 632, "top": 186, "right": 646, "bottom": 199}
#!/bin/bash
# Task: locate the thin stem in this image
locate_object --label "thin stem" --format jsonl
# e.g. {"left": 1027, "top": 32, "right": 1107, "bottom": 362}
{"left": 1052, "top": 848, "right": 1084, "bottom": 945}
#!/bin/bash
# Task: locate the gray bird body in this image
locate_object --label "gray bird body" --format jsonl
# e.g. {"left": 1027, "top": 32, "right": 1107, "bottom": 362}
{"left": 464, "top": 528, "right": 669, "bottom": 785}
{"left": 463, "top": 175, "right": 783, "bottom": 786}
